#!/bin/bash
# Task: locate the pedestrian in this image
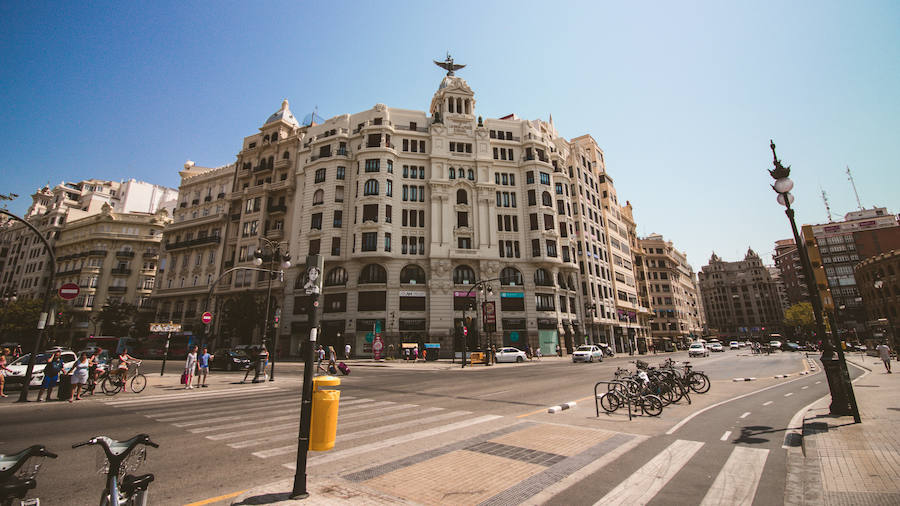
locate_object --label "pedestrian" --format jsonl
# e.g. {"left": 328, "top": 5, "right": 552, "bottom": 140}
{"left": 344, "top": 343, "right": 351, "bottom": 360}
{"left": 184, "top": 345, "right": 198, "bottom": 389}
{"left": 535, "top": 347, "right": 542, "bottom": 360}
{"left": 556, "top": 344, "right": 561, "bottom": 357}
{"left": 422, "top": 348, "right": 427, "bottom": 361}
{"left": 876, "top": 341, "right": 892, "bottom": 374}
{"left": 525, "top": 345, "right": 532, "bottom": 360}
{"left": 67, "top": 352, "right": 91, "bottom": 402}
{"left": 388, "top": 343, "right": 395, "bottom": 360}
{"left": 412, "top": 347, "right": 419, "bottom": 362}
{"left": 258, "top": 345, "right": 269, "bottom": 382}
{"left": 36, "top": 351, "right": 64, "bottom": 402}
{"left": 196, "top": 346, "right": 212, "bottom": 387}
{"left": 0, "top": 348, "right": 12, "bottom": 397}
{"left": 327, "top": 345, "right": 336, "bottom": 364}
{"left": 116, "top": 348, "right": 138, "bottom": 392}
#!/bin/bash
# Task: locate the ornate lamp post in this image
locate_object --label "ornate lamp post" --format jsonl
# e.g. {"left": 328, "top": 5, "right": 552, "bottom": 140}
{"left": 460, "top": 278, "right": 499, "bottom": 368}
{"left": 253, "top": 238, "right": 290, "bottom": 381}
{"left": 768, "top": 141, "right": 860, "bottom": 422}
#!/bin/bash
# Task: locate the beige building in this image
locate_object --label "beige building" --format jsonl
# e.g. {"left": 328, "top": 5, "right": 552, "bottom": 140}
{"left": 53, "top": 204, "right": 171, "bottom": 342}
{"left": 153, "top": 162, "right": 235, "bottom": 338}
{"left": 637, "top": 234, "right": 704, "bottom": 349}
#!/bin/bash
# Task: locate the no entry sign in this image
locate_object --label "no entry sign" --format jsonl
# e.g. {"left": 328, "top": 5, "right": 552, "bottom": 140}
{"left": 201, "top": 312, "right": 213, "bottom": 324}
{"left": 58, "top": 283, "right": 80, "bottom": 300}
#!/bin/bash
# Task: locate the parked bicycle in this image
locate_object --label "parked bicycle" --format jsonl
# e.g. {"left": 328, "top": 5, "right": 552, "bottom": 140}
{"left": 101, "top": 361, "right": 146, "bottom": 396}
{"left": 0, "top": 444, "right": 57, "bottom": 506}
{"left": 72, "top": 434, "right": 158, "bottom": 506}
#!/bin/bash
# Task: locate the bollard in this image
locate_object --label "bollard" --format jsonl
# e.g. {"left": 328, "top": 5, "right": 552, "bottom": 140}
{"left": 310, "top": 375, "right": 341, "bottom": 451}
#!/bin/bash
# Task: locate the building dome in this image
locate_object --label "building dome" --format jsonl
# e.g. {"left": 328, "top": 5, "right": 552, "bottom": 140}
{"left": 264, "top": 99, "right": 300, "bottom": 128}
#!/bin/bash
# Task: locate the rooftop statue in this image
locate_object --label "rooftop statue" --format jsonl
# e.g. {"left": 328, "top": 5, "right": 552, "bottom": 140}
{"left": 434, "top": 52, "right": 465, "bottom": 76}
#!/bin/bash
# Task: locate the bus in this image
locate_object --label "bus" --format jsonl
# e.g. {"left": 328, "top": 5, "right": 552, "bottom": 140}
{"left": 74, "top": 336, "right": 134, "bottom": 354}
{"left": 135, "top": 332, "right": 198, "bottom": 359}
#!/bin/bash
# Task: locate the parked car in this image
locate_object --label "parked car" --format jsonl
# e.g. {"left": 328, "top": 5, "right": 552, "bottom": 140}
{"left": 495, "top": 347, "right": 528, "bottom": 363}
{"left": 769, "top": 340, "right": 782, "bottom": 350}
{"left": 688, "top": 343, "right": 709, "bottom": 358}
{"left": 211, "top": 349, "right": 252, "bottom": 371}
{"left": 709, "top": 342, "right": 725, "bottom": 352}
{"left": 5, "top": 349, "right": 77, "bottom": 386}
{"left": 730, "top": 341, "right": 740, "bottom": 350}
{"left": 572, "top": 345, "right": 604, "bottom": 363}
{"left": 784, "top": 342, "right": 801, "bottom": 352}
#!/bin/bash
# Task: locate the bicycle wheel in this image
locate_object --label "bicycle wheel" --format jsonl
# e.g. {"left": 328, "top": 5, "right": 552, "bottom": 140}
{"left": 689, "top": 373, "right": 711, "bottom": 394}
{"left": 130, "top": 374, "right": 147, "bottom": 393}
{"left": 101, "top": 377, "right": 121, "bottom": 396}
{"left": 641, "top": 395, "right": 664, "bottom": 417}
{"left": 599, "top": 392, "right": 621, "bottom": 413}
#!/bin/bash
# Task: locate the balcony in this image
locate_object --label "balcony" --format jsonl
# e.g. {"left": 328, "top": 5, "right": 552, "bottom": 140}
{"left": 252, "top": 164, "right": 271, "bottom": 173}
{"left": 179, "top": 202, "right": 187, "bottom": 208}
{"left": 108, "top": 286, "right": 127, "bottom": 293}
{"left": 192, "top": 199, "right": 200, "bottom": 206}
{"left": 58, "top": 268, "right": 82, "bottom": 276}
{"left": 217, "top": 192, "right": 226, "bottom": 200}
{"left": 230, "top": 213, "right": 241, "bottom": 221}
{"left": 274, "top": 158, "right": 291, "bottom": 169}
{"left": 164, "top": 235, "right": 221, "bottom": 250}
{"left": 143, "top": 251, "right": 159, "bottom": 258}
{"left": 224, "top": 260, "right": 234, "bottom": 269}
{"left": 111, "top": 268, "right": 132, "bottom": 276}
{"left": 87, "top": 250, "right": 108, "bottom": 257}
{"left": 115, "top": 250, "right": 135, "bottom": 258}
{"left": 336, "top": 148, "right": 349, "bottom": 157}
{"left": 267, "top": 204, "right": 287, "bottom": 214}
{"left": 204, "top": 196, "right": 212, "bottom": 202}
{"left": 266, "top": 228, "right": 284, "bottom": 240}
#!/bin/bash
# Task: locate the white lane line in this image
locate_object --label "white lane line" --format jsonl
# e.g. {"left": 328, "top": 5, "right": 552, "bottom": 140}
{"left": 155, "top": 398, "right": 298, "bottom": 421}
{"left": 103, "top": 385, "right": 282, "bottom": 405}
{"left": 700, "top": 447, "right": 769, "bottom": 506}
{"left": 740, "top": 412, "right": 751, "bottom": 419}
{"left": 190, "top": 413, "right": 298, "bottom": 433}
{"left": 283, "top": 414, "right": 503, "bottom": 468}
{"left": 173, "top": 403, "right": 299, "bottom": 426}
{"left": 593, "top": 440, "right": 704, "bottom": 506}
{"left": 815, "top": 381, "right": 822, "bottom": 384}
{"left": 763, "top": 401, "right": 773, "bottom": 406}
{"left": 666, "top": 372, "right": 819, "bottom": 435}
{"left": 720, "top": 431, "right": 732, "bottom": 441}
{"left": 105, "top": 387, "right": 282, "bottom": 407}
{"left": 208, "top": 421, "right": 298, "bottom": 440}
{"left": 801, "top": 386, "right": 809, "bottom": 390}
{"left": 477, "top": 389, "right": 512, "bottom": 398}
{"left": 784, "top": 392, "right": 793, "bottom": 397}
{"left": 253, "top": 408, "right": 464, "bottom": 458}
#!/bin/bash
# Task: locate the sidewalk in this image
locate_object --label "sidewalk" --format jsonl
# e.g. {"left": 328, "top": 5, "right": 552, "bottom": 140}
{"left": 786, "top": 356, "right": 900, "bottom": 505}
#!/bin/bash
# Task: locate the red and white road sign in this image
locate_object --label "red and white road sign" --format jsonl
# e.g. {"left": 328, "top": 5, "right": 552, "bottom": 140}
{"left": 463, "top": 326, "right": 468, "bottom": 336}
{"left": 201, "top": 312, "right": 213, "bottom": 324}
{"left": 58, "top": 283, "right": 80, "bottom": 300}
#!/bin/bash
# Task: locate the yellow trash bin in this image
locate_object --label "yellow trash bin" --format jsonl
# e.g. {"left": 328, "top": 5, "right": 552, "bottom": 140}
{"left": 310, "top": 375, "right": 341, "bottom": 451}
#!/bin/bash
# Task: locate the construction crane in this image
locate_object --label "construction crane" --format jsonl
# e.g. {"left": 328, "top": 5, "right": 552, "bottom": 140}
{"left": 846, "top": 166, "right": 863, "bottom": 210}
{"left": 820, "top": 186, "right": 833, "bottom": 222}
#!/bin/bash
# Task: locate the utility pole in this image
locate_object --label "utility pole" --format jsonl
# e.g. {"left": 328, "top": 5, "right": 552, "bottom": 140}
{"left": 846, "top": 166, "right": 863, "bottom": 210}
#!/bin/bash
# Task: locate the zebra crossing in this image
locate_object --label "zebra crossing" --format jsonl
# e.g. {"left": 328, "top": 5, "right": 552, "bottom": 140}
{"left": 100, "top": 387, "right": 774, "bottom": 505}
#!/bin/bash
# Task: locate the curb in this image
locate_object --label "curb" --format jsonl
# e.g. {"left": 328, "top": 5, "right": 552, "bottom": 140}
{"left": 547, "top": 401, "right": 576, "bottom": 413}
{"left": 732, "top": 377, "right": 757, "bottom": 382}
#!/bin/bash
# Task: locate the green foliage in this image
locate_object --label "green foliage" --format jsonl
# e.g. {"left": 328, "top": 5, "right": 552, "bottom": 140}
{"left": 0, "top": 298, "right": 43, "bottom": 339}
{"left": 221, "top": 292, "right": 264, "bottom": 341}
{"left": 98, "top": 301, "right": 137, "bottom": 336}
{"left": 784, "top": 302, "right": 815, "bottom": 331}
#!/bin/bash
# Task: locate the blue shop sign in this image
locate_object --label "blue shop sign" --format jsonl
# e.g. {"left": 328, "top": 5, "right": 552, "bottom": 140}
{"left": 501, "top": 292, "right": 525, "bottom": 298}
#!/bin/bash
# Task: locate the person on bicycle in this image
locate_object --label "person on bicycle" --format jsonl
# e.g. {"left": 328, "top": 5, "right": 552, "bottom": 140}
{"left": 116, "top": 349, "right": 138, "bottom": 393}
{"left": 88, "top": 348, "right": 104, "bottom": 382}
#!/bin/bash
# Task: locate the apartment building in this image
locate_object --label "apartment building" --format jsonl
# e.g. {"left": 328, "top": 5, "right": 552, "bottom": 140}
{"left": 772, "top": 238, "right": 809, "bottom": 307}
{"left": 153, "top": 162, "right": 235, "bottom": 336}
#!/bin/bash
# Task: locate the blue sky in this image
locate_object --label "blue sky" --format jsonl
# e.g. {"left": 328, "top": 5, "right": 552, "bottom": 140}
{"left": 2, "top": 1, "right": 898, "bottom": 268}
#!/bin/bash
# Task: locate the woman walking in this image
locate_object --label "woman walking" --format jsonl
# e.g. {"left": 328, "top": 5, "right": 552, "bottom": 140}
{"left": 67, "top": 352, "right": 91, "bottom": 402}
{"left": 35, "top": 351, "right": 64, "bottom": 402}
{"left": 0, "top": 348, "right": 12, "bottom": 397}
{"left": 184, "top": 345, "right": 198, "bottom": 389}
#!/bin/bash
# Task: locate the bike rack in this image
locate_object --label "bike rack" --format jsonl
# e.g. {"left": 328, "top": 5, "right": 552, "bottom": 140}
{"left": 594, "top": 380, "right": 634, "bottom": 421}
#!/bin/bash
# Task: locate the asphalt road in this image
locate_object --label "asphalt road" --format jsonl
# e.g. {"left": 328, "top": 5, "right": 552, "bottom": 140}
{"left": 0, "top": 349, "right": 822, "bottom": 505}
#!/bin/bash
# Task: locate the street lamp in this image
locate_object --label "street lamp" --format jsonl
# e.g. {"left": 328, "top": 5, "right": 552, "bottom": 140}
{"left": 253, "top": 238, "right": 290, "bottom": 382}
{"left": 584, "top": 303, "right": 596, "bottom": 345}
{"left": 460, "top": 278, "right": 499, "bottom": 368}
{"left": 768, "top": 140, "right": 860, "bottom": 422}
{"left": 874, "top": 275, "right": 896, "bottom": 360}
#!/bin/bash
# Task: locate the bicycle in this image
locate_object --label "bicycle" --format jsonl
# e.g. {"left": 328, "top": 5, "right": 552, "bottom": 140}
{"left": 0, "top": 444, "right": 57, "bottom": 506}
{"left": 73, "top": 434, "right": 158, "bottom": 506}
{"left": 102, "top": 361, "right": 146, "bottom": 396}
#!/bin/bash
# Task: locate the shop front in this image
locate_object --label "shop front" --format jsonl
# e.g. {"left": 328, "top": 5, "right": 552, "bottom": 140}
{"left": 538, "top": 318, "right": 560, "bottom": 355}
{"left": 501, "top": 317, "right": 527, "bottom": 349}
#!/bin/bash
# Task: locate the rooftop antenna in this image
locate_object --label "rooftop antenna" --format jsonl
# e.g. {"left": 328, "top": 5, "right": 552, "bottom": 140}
{"left": 820, "top": 185, "right": 834, "bottom": 222}
{"left": 846, "top": 165, "right": 863, "bottom": 210}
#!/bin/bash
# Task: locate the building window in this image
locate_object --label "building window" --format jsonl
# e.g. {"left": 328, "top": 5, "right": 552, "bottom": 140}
{"left": 309, "top": 239, "right": 321, "bottom": 255}
{"left": 310, "top": 213, "right": 323, "bottom": 230}
{"left": 361, "top": 232, "right": 378, "bottom": 251}
{"left": 363, "top": 179, "right": 379, "bottom": 196}
{"left": 315, "top": 168, "right": 326, "bottom": 183}
{"left": 384, "top": 233, "right": 391, "bottom": 252}
{"left": 333, "top": 210, "right": 343, "bottom": 228}
{"left": 334, "top": 186, "right": 344, "bottom": 202}
{"left": 500, "top": 267, "right": 523, "bottom": 286}
{"left": 457, "top": 237, "right": 472, "bottom": 249}
{"left": 457, "top": 211, "right": 468, "bottom": 228}
{"left": 359, "top": 264, "right": 387, "bottom": 284}
{"left": 312, "top": 189, "right": 324, "bottom": 205}
{"left": 400, "top": 264, "right": 426, "bottom": 284}
{"left": 365, "top": 159, "right": 380, "bottom": 172}
{"left": 325, "top": 267, "right": 347, "bottom": 286}
{"left": 336, "top": 166, "right": 345, "bottom": 180}
{"left": 362, "top": 204, "right": 378, "bottom": 223}
{"left": 453, "top": 265, "right": 475, "bottom": 285}
{"left": 456, "top": 189, "right": 468, "bottom": 205}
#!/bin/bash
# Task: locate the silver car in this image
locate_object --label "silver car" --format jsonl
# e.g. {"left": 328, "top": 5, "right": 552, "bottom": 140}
{"left": 572, "top": 345, "right": 603, "bottom": 363}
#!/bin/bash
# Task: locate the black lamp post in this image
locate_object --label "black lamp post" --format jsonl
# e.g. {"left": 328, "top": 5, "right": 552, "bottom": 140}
{"left": 768, "top": 140, "right": 860, "bottom": 422}
{"left": 584, "top": 303, "right": 596, "bottom": 345}
{"left": 460, "top": 278, "right": 499, "bottom": 368}
{"left": 253, "top": 238, "right": 290, "bottom": 381}
{"left": 874, "top": 274, "right": 897, "bottom": 360}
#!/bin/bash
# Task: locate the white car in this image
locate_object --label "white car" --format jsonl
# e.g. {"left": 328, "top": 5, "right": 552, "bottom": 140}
{"left": 730, "top": 341, "right": 740, "bottom": 350}
{"left": 709, "top": 343, "right": 724, "bottom": 352}
{"left": 495, "top": 347, "right": 528, "bottom": 363}
{"left": 769, "top": 340, "right": 782, "bottom": 350}
{"left": 572, "top": 345, "right": 604, "bottom": 363}
{"left": 6, "top": 350, "right": 77, "bottom": 386}
{"left": 688, "top": 343, "right": 709, "bottom": 357}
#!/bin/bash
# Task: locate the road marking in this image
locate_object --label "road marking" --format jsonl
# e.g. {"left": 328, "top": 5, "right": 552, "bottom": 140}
{"left": 740, "top": 412, "right": 751, "bottom": 419}
{"left": 784, "top": 392, "right": 793, "bottom": 397}
{"left": 801, "top": 386, "right": 809, "bottom": 390}
{"left": 103, "top": 385, "right": 282, "bottom": 406}
{"left": 593, "top": 440, "right": 704, "bottom": 506}
{"left": 161, "top": 398, "right": 299, "bottom": 422}
{"left": 666, "top": 372, "right": 819, "bottom": 435}
{"left": 815, "top": 381, "right": 822, "bottom": 384}
{"left": 283, "top": 414, "right": 503, "bottom": 468}
{"left": 721, "top": 431, "right": 732, "bottom": 441}
{"left": 700, "top": 446, "right": 769, "bottom": 506}
{"left": 477, "top": 389, "right": 511, "bottom": 398}
{"left": 763, "top": 401, "right": 773, "bottom": 406}
{"left": 149, "top": 393, "right": 302, "bottom": 419}
{"left": 183, "top": 489, "right": 249, "bottom": 506}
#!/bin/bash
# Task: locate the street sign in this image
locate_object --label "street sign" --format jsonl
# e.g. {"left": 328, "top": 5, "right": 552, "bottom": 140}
{"left": 201, "top": 312, "right": 213, "bottom": 324}
{"left": 150, "top": 322, "right": 182, "bottom": 333}
{"left": 58, "top": 283, "right": 80, "bottom": 300}
{"left": 463, "top": 326, "right": 468, "bottom": 336}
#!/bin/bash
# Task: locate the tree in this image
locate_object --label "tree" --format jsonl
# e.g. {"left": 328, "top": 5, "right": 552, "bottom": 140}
{"left": 0, "top": 298, "right": 43, "bottom": 342}
{"left": 784, "top": 302, "right": 815, "bottom": 339}
{"left": 221, "top": 292, "right": 264, "bottom": 344}
{"left": 98, "top": 301, "right": 137, "bottom": 336}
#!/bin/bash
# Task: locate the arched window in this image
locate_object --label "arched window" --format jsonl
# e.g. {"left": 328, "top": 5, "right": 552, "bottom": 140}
{"left": 400, "top": 264, "right": 426, "bottom": 284}
{"left": 312, "top": 189, "right": 324, "bottom": 205}
{"left": 456, "top": 189, "right": 468, "bottom": 205}
{"left": 363, "top": 179, "right": 379, "bottom": 196}
{"left": 500, "top": 267, "right": 523, "bottom": 286}
{"left": 263, "top": 135, "right": 270, "bottom": 142}
{"left": 453, "top": 265, "right": 475, "bottom": 285}
{"left": 467, "top": 169, "right": 474, "bottom": 181}
{"left": 359, "top": 264, "right": 387, "bottom": 284}
{"left": 283, "top": 151, "right": 290, "bottom": 159}
{"left": 541, "top": 191, "right": 552, "bottom": 207}
{"left": 458, "top": 168, "right": 465, "bottom": 179}
{"left": 324, "top": 267, "right": 348, "bottom": 286}
{"left": 449, "top": 167, "right": 456, "bottom": 179}
{"left": 534, "top": 268, "right": 553, "bottom": 286}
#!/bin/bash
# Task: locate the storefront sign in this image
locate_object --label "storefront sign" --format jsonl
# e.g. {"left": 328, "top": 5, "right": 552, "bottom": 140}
{"left": 399, "top": 290, "right": 427, "bottom": 297}
{"left": 454, "top": 290, "right": 474, "bottom": 297}
{"left": 500, "top": 292, "right": 524, "bottom": 298}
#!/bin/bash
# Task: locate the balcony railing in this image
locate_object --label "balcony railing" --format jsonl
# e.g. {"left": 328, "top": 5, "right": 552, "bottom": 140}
{"left": 57, "top": 268, "right": 82, "bottom": 276}
{"left": 164, "top": 235, "right": 221, "bottom": 250}
{"left": 267, "top": 204, "right": 287, "bottom": 214}
{"left": 111, "top": 268, "right": 132, "bottom": 276}
{"left": 143, "top": 251, "right": 159, "bottom": 258}
{"left": 87, "top": 250, "right": 108, "bottom": 257}
{"left": 115, "top": 250, "right": 135, "bottom": 258}
{"left": 108, "top": 286, "right": 127, "bottom": 293}
{"left": 192, "top": 199, "right": 200, "bottom": 206}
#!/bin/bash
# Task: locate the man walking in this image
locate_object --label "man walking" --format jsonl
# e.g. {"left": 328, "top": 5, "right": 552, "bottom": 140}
{"left": 876, "top": 341, "right": 892, "bottom": 373}
{"left": 344, "top": 343, "right": 351, "bottom": 360}
{"left": 196, "top": 347, "right": 212, "bottom": 387}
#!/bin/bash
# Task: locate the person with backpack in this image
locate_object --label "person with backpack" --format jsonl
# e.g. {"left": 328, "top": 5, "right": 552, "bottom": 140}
{"left": 35, "top": 351, "right": 64, "bottom": 402}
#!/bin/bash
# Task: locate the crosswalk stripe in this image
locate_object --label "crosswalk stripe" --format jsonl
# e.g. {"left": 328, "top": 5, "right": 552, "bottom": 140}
{"left": 700, "top": 446, "right": 768, "bottom": 506}
{"left": 103, "top": 384, "right": 282, "bottom": 404}
{"left": 283, "top": 414, "right": 502, "bottom": 469}
{"left": 171, "top": 400, "right": 301, "bottom": 425}
{"left": 152, "top": 395, "right": 299, "bottom": 421}
{"left": 250, "top": 407, "right": 452, "bottom": 457}
{"left": 207, "top": 421, "right": 299, "bottom": 441}
{"left": 187, "top": 401, "right": 397, "bottom": 434}
{"left": 594, "top": 439, "right": 704, "bottom": 506}
{"left": 145, "top": 391, "right": 303, "bottom": 417}
{"left": 104, "top": 386, "right": 282, "bottom": 407}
